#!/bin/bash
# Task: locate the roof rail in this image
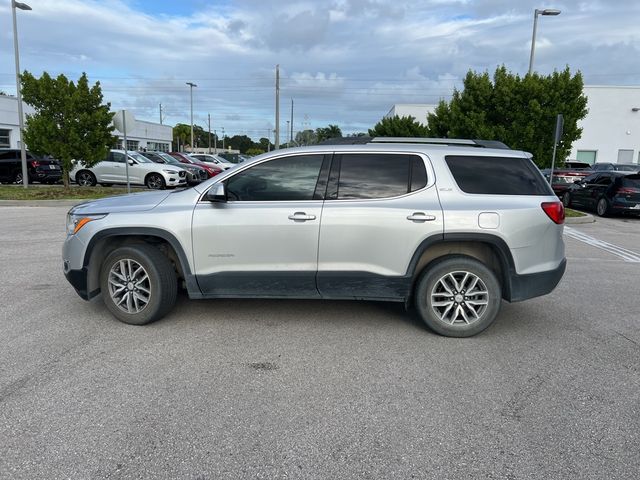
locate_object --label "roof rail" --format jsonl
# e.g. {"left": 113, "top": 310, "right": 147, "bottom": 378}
{"left": 370, "top": 137, "right": 510, "bottom": 149}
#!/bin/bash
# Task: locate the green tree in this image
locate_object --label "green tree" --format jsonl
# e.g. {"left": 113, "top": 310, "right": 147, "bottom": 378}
{"left": 172, "top": 123, "right": 191, "bottom": 150}
{"left": 368, "top": 115, "right": 428, "bottom": 137}
{"left": 245, "top": 147, "right": 265, "bottom": 156}
{"left": 20, "top": 71, "right": 115, "bottom": 187}
{"left": 315, "top": 124, "right": 342, "bottom": 143}
{"left": 426, "top": 66, "right": 588, "bottom": 168}
{"left": 258, "top": 137, "right": 273, "bottom": 152}
{"left": 295, "top": 129, "right": 317, "bottom": 146}
{"left": 227, "top": 135, "right": 254, "bottom": 153}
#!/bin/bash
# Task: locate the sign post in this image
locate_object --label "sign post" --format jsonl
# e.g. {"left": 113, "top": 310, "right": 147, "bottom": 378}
{"left": 549, "top": 114, "right": 564, "bottom": 187}
{"left": 113, "top": 110, "right": 135, "bottom": 194}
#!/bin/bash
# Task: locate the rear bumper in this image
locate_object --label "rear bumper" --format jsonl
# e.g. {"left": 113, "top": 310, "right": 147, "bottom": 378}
{"left": 506, "top": 258, "right": 566, "bottom": 302}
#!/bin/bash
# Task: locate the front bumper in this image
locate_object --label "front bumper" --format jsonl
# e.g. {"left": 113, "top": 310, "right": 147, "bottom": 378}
{"left": 64, "top": 267, "right": 90, "bottom": 300}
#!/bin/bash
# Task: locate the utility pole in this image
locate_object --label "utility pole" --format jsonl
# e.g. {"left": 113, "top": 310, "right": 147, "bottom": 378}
{"left": 186, "top": 82, "right": 197, "bottom": 151}
{"left": 222, "top": 127, "right": 225, "bottom": 150}
{"left": 286, "top": 121, "right": 290, "bottom": 147}
{"left": 290, "top": 98, "right": 294, "bottom": 144}
{"left": 159, "top": 103, "right": 163, "bottom": 125}
{"left": 12, "top": 0, "right": 31, "bottom": 188}
{"left": 213, "top": 129, "right": 217, "bottom": 153}
{"left": 207, "top": 113, "right": 211, "bottom": 154}
{"left": 275, "top": 64, "right": 280, "bottom": 150}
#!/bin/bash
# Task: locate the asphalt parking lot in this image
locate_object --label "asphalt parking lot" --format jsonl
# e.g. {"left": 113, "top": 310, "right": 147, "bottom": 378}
{"left": 0, "top": 207, "right": 638, "bottom": 479}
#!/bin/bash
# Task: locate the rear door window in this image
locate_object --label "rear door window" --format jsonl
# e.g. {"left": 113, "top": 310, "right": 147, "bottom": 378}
{"left": 334, "top": 153, "right": 427, "bottom": 200}
{"left": 445, "top": 155, "right": 552, "bottom": 195}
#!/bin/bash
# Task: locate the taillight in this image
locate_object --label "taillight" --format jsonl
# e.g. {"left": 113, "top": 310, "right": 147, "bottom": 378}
{"left": 541, "top": 201, "right": 565, "bottom": 224}
{"left": 617, "top": 187, "right": 639, "bottom": 194}
{"left": 31, "top": 160, "right": 40, "bottom": 167}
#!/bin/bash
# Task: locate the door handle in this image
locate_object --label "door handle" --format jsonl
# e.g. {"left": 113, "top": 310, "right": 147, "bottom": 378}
{"left": 407, "top": 212, "right": 436, "bottom": 222}
{"left": 288, "top": 212, "right": 316, "bottom": 222}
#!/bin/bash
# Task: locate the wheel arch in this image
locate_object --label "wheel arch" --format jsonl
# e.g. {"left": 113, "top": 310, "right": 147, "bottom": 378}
{"left": 406, "top": 233, "right": 516, "bottom": 303}
{"left": 83, "top": 227, "right": 198, "bottom": 299}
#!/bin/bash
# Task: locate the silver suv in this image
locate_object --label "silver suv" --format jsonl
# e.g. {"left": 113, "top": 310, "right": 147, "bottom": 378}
{"left": 62, "top": 138, "right": 566, "bottom": 337}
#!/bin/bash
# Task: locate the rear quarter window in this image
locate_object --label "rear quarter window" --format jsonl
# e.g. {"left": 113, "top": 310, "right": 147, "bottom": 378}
{"left": 445, "top": 155, "right": 553, "bottom": 195}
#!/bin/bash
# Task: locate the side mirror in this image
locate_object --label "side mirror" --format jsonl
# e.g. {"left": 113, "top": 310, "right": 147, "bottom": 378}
{"left": 128, "top": 159, "right": 135, "bottom": 166}
{"left": 206, "top": 183, "right": 227, "bottom": 203}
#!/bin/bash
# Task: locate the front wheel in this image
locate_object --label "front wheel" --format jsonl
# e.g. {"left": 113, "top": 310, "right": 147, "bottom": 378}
{"left": 414, "top": 256, "right": 502, "bottom": 337}
{"left": 596, "top": 197, "right": 610, "bottom": 217}
{"left": 76, "top": 170, "right": 96, "bottom": 187}
{"left": 146, "top": 173, "right": 166, "bottom": 190}
{"left": 99, "top": 245, "right": 177, "bottom": 325}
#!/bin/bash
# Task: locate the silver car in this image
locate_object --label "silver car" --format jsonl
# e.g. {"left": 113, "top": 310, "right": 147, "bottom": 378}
{"left": 62, "top": 138, "right": 566, "bottom": 337}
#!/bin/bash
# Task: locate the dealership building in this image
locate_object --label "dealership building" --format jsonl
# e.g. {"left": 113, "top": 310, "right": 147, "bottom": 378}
{"left": 387, "top": 86, "right": 640, "bottom": 165}
{"left": 0, "top": 94, "right": 172, "bottom": 152}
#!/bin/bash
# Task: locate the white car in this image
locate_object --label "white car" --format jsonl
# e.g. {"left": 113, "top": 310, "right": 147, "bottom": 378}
{"left": 190, "top": 153, "right": 235, "bottom": 169}
{"left": 70, "top": 150, "right": 187, "bottom": 189}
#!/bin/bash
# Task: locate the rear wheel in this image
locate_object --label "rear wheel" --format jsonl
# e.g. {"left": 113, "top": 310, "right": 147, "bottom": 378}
{"left": 562, "top": 192, "right": 572, "bottom": 208}
{"left": 596, "top": 197, "right": 610, "bottom": 217}
{"left": 13, "top": 171, "right": 28, "bottom": 184}
{"left": 76, "top": 170, "right": 96, "bottom": 187}
{"left": 99, "top": 245, "right": 177, "bottom": 325}
{"left": 415, "top": 256, "right": 502, "bottom": 337}
{"left": 145, "top": 173, "right": 166, "bottom": 190}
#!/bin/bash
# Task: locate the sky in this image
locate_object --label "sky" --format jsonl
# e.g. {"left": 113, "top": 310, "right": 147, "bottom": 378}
{"left": 1, "top": 0, "right": 639, "bottom": 142}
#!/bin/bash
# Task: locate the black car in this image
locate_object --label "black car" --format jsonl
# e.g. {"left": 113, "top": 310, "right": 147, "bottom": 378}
{"left": 564, "top": 172, "right": 640, "bottom": 217}
{"left": 140, "top": 151, "right": 207, "bottom": 185}
{"left": 590, "top": 162, "right": 640, "bottom": 173}
{"left": 0, "top": 149, "right": 62, "bottom": 184}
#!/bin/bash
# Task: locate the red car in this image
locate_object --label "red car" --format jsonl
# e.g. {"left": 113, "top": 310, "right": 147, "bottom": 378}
{"left": 542, "top": 168, "right": 590, "bottom": 203}
{"left": 169, "top": 152, "right": 223, "bottom": 178}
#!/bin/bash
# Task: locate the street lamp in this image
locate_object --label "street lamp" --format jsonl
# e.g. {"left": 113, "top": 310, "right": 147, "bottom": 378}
{"left": 528, "top": 8, "right": 561, "bottom": 75}
{"left": 12, "top": 0, "right": 32, "bottom": 188}
{"left": 186, "top": 82, "right": 197, "bottom": 151}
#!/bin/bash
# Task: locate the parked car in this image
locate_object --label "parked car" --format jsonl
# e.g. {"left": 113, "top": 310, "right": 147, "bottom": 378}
{"left": 189, "top": 153, "right": 234, "bottom": 170}
{"left": 0, "top": 148, "right": 62, "bottom": 184}
{"left": 168, "top": 152, "right": 223, "bottom": 178}
{"left": 70, "top": 150, "right": 186, "bottom": 189}
{"left": 140, "top": 151, "right": 207, "bottom": 185}
{"left": 563, "top": 172, "right": 640, "bottom": 216}
{"left": 563, "top": 161, "right": 591, "bottom": 170}
{"left": 63, "top": 137, "right": 566, "bottom": 337}
{"left": 591, "top": 162, "right": 640, "bottom": 173}
{"left": 541, "top": 168, "right": 591, "bottom": 202}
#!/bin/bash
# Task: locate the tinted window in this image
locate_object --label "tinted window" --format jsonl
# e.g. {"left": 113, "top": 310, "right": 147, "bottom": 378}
{"left": 445, "top": 155, "right": 552, "bottom": 195}
{"left": 595, "top": 175, "right": 613, "bottom": 185}
{"left": 621, "top": 176, "right": 640, "bottom": 188}
{"left": 0, "top": 150, "right": 17, "bottom": 160}
{"left": 411, "top": 156, "right": 427, "bottom": 192}
{"left": 337, "top": 154, "right": 424, "bottom": 199}
{"left": 109, "top": 152, "right": 126, "bottom": 163}
{"left": 226, "top": 155, "right": 323, "bottom": 201}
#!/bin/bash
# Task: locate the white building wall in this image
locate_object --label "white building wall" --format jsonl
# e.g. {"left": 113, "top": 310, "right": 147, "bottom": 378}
{"left": 0, "top": 95, "right": 35, "bottom": 149}
{"left": 569, "top": 86, "right": 640, "bottom": 165}
{"left": 385, "top": 104, "right": 437, "bottom": 126}
{"left": 113, "top": 119, "right": 173, "bottom": 151}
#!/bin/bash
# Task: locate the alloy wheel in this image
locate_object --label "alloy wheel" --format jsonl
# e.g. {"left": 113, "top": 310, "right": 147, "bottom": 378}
{"left": 107, "top": 259, "right": 151, "bottom": 314}
{"left": 430, "top": 270, "right": 489, "bottom": 325}
{"left": 77, "top": 172, "right": 94, "bottom": 186}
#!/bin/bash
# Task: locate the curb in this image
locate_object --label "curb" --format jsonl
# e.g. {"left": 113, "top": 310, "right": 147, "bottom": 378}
{"left": 0, "top": 199, "right": 90, "bottom": 207}
{"left": 565, "top": 213, "right": 596, "bottom": 224}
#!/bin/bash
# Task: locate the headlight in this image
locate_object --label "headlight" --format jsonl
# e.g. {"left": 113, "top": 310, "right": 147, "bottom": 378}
{"left": 66, "top": 213, "right": 107, "bottom": 235}
{"left": 163, "top": 169, "right": 178, "bottom": 174}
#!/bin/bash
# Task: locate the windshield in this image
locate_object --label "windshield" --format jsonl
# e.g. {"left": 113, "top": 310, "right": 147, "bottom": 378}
{"left": 129, "top": 152, "right": 151, "bottom": 163}
{"left": 159, "top": 153, "right": 182, "bottom": 165}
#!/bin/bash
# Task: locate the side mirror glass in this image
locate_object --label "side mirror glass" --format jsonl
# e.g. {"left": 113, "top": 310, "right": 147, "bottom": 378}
{"left": 206, "top": 183, "right": 227, "bottom": 203}
{"left": 128, "top": 159, "right": 135, "bottom": 165}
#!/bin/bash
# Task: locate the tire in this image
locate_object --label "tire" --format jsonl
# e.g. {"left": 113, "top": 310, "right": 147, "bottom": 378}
{"left": 145, "top": 173, "right": 166, "bottom": 190}
{"left": 414, "top": 255, "right": 502, "bottom": 337}
{"left": 76, "top": 170, "right": 97, "bottom": 187}
{"left": 100, "top": 183, "right": 113, "bottom": 187}
{"left": 562, "top": 192, "right": 572, "bottom": 208}
{"left": 596, "top": 197, "right": 610, "bottom": 217}
{"left": 13, "top": 171, "right": 28, "bottom": 184}
{"left": 99, "top": 245, "right": 177, "bottom": 325}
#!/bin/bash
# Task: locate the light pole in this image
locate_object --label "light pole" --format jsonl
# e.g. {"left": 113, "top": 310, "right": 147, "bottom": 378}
{"left": 186, "top": 82, "right": 197, "bottom": 151}
{"left": 221, "top": 127, "right": 225, "bottom": 150}
{"left": 12, "top": 0, "right": 31, "bottom": 188}
{"left": 528, "top": 8, "right": 561, "bottom": 75}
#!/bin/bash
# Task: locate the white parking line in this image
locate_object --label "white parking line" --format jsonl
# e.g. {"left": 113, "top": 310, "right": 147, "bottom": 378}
{"left": 564, "top": 226, "right": 640, "bottom": 263}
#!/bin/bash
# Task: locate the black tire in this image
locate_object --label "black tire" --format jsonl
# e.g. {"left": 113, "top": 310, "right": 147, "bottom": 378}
{"left": 596, "top": 197, "right": 610, "bottom": 217}
{"left": 414, "top": 255, "right": 502, "bottom": 337}
{"left": 99, "top": 244, "right": 177, "bottom": 325}
{"left": 145, "top": 173, "right": 166, "bottom": 190}
{"left": 13, "top": 170, "right": 29, "bottom": 184}
{"left": 100, "top": 183, "right": 113, "bottom": 187}
{"left": 562, "top": 192, "right": 571, "bottom": 208}
{"left": 76, "top": 170, "right": 97, "bottom": 187}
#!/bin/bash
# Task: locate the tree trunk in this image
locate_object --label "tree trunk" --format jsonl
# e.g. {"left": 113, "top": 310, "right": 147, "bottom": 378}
{"left": 63, "top": 169, "right": 70, "bottom": 189}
